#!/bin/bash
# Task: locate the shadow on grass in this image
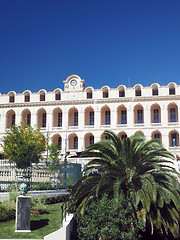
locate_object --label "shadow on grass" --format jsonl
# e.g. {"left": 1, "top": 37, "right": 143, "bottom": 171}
{"left": 31, "top": 219, "right": 49, "bottom": 231}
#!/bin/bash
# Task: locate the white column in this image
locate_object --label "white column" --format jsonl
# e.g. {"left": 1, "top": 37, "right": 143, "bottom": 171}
{"left": 94, "top": 107, "right": 101, "bottom": 129}
{"left": 78, "top": 108, "right": 84, "bottom": 130}
{"left": 161, "top": 104, "right": 168, "bottom": 127}
{"left": 31, "top": 109, "right": 37, "bottom": 128}
{"left": 111, "top": 106, "right": 116, "bottom": 128}
{"left": 144, "top": 105, "right": 150, "bottom": 127}
{"left": 15, "top": 109, "right": 21, "bottom": 125}
{"left": 127, "top": 105, "right": 133, "bottom": 128}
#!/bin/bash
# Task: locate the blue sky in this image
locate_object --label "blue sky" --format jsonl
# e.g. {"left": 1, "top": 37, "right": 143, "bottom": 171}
{"left": 0, "top": 0, "right": 180, "bottom": 94}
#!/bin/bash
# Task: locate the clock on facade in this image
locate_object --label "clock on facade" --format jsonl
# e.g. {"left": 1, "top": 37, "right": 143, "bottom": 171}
{"left": 70, "top": 79, "right": 77, "bottom": 86}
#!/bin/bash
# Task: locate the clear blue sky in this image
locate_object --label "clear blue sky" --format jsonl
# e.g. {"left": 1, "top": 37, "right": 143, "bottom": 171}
{"left": 0, "top": 0, "right": 180, "bottom": 94}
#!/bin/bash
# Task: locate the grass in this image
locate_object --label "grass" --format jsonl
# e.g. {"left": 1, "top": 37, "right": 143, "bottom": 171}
{"left": 0, "top": 203, "right": 62, "bottom": 239}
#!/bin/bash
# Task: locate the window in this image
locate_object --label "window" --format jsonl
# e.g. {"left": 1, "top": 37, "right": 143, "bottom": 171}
{"left": 12, "top": 114, "right": 15, "bottom": 126}
{"left": 119, "top": 88, "right": 125, "bottom": 97}
{"left": 105, "top": 110, "right": 110, "bottom": 125}
{"left": 152, "top": 87, "right": 158, "bottom": 96}
{"left": 42, "top": 113, "right": 46, "bottom": 127}
{"left": 74, "top": 112, "right": 78, "bottom": 126}
{"left": 169, "top": 85, "right": 175, "bottom": 95}
{"left": 9, "top": 94, "right": 15, "bottom": 103}
{"left": 121, "top": 134, "right": 127, "bottom": 140}
{"left": 74, "top": 136, "right": 78, "bottom": 149}
{"left": 58, "top": 137, "right": 62, "bottom": 149}
{"left": 55, "top": 91, "right": 61, "bottom": 100}
{"left": 171, "top": 133, "right": 177, "bottom": 146}
{"left": 121, "top": 110, "right": 127, "bottom": 124}
{"left": 154, "top": 133, "right": 160, "bottom": 140}
{"left": 40, "top": 92, "right": 45, "bottom": 101}
{"left": 58, "top": 112, "right": 62, "bottom": 127}
{"left": 153, "top": 109, "right": 159, "bottom": 123}
{"left": 90, "top": 111, "right": 94, "bottom": 125}
{"left": 103, "top": 88, "right": 108, "bottom": 98}
{"left": 24, "top": 93, "right": 30, "bottom": 102}
{"left": 87, "top": 89, "right": 92, "bottom": 99}
{"left": 135, "top": 87, "right": 141, "bottom": 96}
{"left": 170, "top": 108, "right": 176, "bottom": 122}
{"left": 27, "top": 114, "right": 31, "bottom": 126}
{"left": 137, "top": 109, "right": 143, "bottom": 123}
{"left": 90, "top": 135, "right": 94, "bottom": 145}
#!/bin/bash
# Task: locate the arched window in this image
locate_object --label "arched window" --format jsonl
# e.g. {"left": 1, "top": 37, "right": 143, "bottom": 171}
{"left": 85, "top": 133, "right": 94, "bottom": 148}
{"left": 53, "top": 108, "right": 62, "bottom": 128}
{"left": 117, "top": 105, "right": 127, "bottom": 125}
{"left": 85, "top": 107, "right": 94, "bottom": 126}
{"left": 24, "top": 92, "right": 30, "bottom": 102}
{"left": 169, "top": 84, "right": 175, "bottom": 95}
{"left": 169, "top": 131, "right": 179, "bottom": 147}
{"left": 40, "top": 91, "right": 45, "bottom": 101}
{"left": 152, "top": 85, "right": 158, "bottom": 96}
{"left": 9, "top": 92, "right": 15, "bottom": 103}
{"left": 69, "top": 108, "right": 78, "bottom": 127}
{"left": 152, "top": 131, "right": 162, "bottom": 142}
{"left": 101, "top": 106, "right": 111, "bottom": 126}
{"left": 37, "top": 109, "right": 47, "bottom": 128}
{"left": 118, "top": 132, "right": 127, "bottom": 140}
{"left": 119, "top": 87, "right": 125, "bottom": 97}
{"left": 168, "top": 103, "right": 178, "bottom": 123}
{"left": 55, "top": 90, "right": 61, "bottom": 100}
{"left": 135, "top": 86, "right": 141, "bottom": 96}
{"left": 151, "top": 104, "right": 161, "bottom": 123}
{"left": 74, "top": 136, "right": 78, "bottom": 149}
{"left": 52, "top": 134, "right": 62, "bottom": 149}
{"left": 6, "top": 110, "right": 15, "bottom": 128}
{"left": 22, "top": 109, "right": 31, "bottom": 126}
{"left": 134, "top": 105, "right": 144, "bottom": 124}
{"left": 102, "top": 87, "right": 109, "bottom": 98}
{"left": 86, "top": 89, "right": 93, "bottom": 99}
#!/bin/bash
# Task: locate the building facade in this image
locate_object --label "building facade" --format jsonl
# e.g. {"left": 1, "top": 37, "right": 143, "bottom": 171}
{"left": 0, "top": 74, "right": 180, "bottom": 167}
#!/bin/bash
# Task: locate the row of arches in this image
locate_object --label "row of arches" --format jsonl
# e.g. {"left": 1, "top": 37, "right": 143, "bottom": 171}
{"left": 8, "top": 89, "right": 61, "bottom": 103}
{"left": 8, "top": 83, "right": 177, "bottom": 103}
{"left": 52, "top": 129, "right": 180, "bottom": 150}
{"left": 6, "top": 103, "right": 179, "bottom": 129}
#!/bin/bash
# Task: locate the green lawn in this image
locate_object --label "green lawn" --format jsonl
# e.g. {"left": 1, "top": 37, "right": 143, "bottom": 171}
{"left": 0, "top": 203, "right": 62, "bottom": 239}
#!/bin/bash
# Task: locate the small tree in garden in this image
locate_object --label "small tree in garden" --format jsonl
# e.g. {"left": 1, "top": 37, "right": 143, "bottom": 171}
{"left": 45, "top": 142, "right": 62, "bottom": 185}
{"left": 1, "top": 123, "right": 46, "bottom": 179}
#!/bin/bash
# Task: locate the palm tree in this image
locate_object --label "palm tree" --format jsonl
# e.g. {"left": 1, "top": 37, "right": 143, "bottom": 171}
{"left": 72, "top": 130, "right": 180, "bottom": 237}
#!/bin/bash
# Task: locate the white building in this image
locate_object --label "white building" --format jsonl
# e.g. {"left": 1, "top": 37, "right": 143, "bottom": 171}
{"left": 0, "top": 74, "right": 180, "bottom": 166}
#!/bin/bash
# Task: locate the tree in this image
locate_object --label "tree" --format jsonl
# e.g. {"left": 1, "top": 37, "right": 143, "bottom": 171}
{"left": 72, "top": 130, "right": 180, "bottom": 238}
{"left": 1, "top": 122, "right": 46, "bottom": 169}
{"left": 45, "top": 142, "right": 62, "bottom": 185}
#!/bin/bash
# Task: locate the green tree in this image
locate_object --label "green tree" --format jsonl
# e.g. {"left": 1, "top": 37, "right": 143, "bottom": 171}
{"left": 1, "top": 122, "right": 46, "bottom": 169}
{"left": 46, "top": 142, "right": 62, "bottom": 185}
{"left": 72, "top": 130, "right": 180, "bottom": 238}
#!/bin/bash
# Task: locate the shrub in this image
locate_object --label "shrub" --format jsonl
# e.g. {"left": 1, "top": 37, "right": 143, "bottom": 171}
{"left": 31, "top": 195, "right": 47, "bottom": 215}
{"left": 45, "top": 194, "right": 69, "bottom": 204}
{"left": 75, "top": 194, "right": 143, "bottom": 240}
{"left": 0, "top": 203, "right": 15, "bottom": 221}
{"left": 30, "top": 182, "right": 63, "bottom": 191}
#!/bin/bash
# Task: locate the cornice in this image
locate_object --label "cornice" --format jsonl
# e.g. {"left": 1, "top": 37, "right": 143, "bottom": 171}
{"left": 0, "top": 95, "right": 180, "bottom": 108}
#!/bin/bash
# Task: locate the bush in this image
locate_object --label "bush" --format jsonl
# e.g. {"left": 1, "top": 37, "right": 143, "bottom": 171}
{"left": 31, "top": 195, "right": 47, "bottom": 215}
{"left": 45, "top": 194, "right": 69, "bottom": 204}
{"left": 0, "top": 192, "right": 17, "bottom": 222}
{"left": 0, "top": 203, "right": 15, "bottom": 221}
{"left": 30, "top": 182, "right": 63, "bottom": 191}
{"left": 75, "top": 194, "right": 143, "bottom": 240}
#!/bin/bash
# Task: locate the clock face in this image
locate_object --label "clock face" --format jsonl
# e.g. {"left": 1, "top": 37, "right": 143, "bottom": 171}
{"left": 70, "top": 79, "right": 77, "bottom": 86}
